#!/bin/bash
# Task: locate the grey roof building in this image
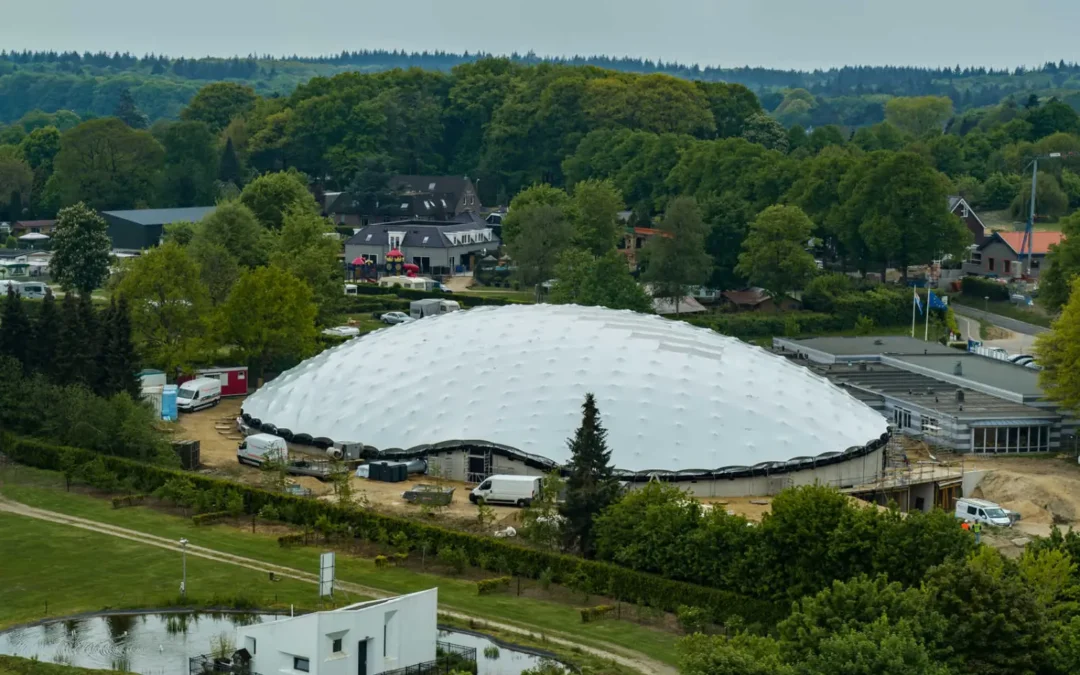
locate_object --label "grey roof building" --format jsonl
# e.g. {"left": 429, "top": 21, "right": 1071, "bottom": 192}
{"left": 775, "top": 335, "right": 1077, "bottom": 453}
{"left": 327, "top": 175, "right": 480, "bottom": 227}
{"left": 102, "top": 207, "right": 216, "bottom": 249}
{"left": 345, "top": 217, "right": 500, "bottom": 276}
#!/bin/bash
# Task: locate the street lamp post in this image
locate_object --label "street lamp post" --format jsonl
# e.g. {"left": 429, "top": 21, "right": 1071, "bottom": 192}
{"left": 984, "top": 296, "right": 989, "bottom": 312}
{"left": 179, "top": 538, "right": 188, "bottom": 599}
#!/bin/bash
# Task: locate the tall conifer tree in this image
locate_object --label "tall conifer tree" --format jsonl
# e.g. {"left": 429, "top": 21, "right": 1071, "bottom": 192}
{"left": 559, "top": 393, "right": 622, "bottom": 557}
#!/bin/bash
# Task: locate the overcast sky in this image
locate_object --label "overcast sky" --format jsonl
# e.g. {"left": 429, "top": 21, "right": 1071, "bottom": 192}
{"left": 3, "top": 0, "right": 1078, "bottom": 70}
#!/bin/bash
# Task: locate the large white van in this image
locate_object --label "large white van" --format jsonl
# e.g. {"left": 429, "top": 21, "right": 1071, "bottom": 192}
{"left": 469, "top": 475, "right": 543, "bottom": 507}
{"left": 955, "top": 498, "right": 1013, "bottom": 527}
{"left": 237, "top": 434, "right": 288, "bottom": 467}
{"left": 177, "top": 377, "right": 222, "bottom": 412}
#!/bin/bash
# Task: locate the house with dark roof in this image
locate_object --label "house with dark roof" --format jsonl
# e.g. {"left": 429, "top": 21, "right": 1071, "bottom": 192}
{"left": 326, "top": 176, "right": 480, "bottom": 227}
{"left": 344, "top": 217, "right": 500, "bottom": 276}
{"left": 101, "top": 207, "right": 216, "bottom": 249}
{"left": 966, "top": 230, "right": 1064, "bottom": 280}
{"left": 11, "top": 220, "right": 57, "bottom": 236}
{"left": 721, "top": 288, "right": 801, "bottom": 313}
{"left": 948, "top": 196, "right": 988, "bottom": 245}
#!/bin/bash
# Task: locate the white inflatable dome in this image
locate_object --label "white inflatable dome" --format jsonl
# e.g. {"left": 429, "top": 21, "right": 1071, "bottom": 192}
{"left": 242, "top": 304, "right": 887, "bottom": 472}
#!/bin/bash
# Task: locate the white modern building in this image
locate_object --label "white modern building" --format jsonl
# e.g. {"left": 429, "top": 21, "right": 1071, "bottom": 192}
{"left": 236, "top": 590, "right": 438, "bottom": 675}
{"left": 242, "top": 305, "right": 891, "bottom": 496}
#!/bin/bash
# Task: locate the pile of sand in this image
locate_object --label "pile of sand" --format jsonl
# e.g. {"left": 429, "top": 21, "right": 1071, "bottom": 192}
{"left": 973, "top": 471, "right": 1078, "bottom": 525}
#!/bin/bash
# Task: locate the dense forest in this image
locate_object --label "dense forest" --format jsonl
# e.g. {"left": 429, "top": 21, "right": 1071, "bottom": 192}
{"left": 3, "top": 48, "right": 1080, "bottom": 125}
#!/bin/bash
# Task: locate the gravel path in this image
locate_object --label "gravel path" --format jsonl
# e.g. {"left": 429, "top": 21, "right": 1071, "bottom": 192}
{"left": 0, "top": 497, "right": 675, "bottom": 675}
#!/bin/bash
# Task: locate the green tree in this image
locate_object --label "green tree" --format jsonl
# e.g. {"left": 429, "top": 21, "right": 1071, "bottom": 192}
{"left": 678, "top": 634, "right": 792, "bottom": 675}
{"left": 550, "top": 248, "right": 651, "bottom": 312}
{"left": 269, "top": 206, "right": 343, "bottom": 323}
{"left": 500, "top": 183, "right": 574, "bottom": 245}
{"left": 51, "top": 118, "right": 164, "bottom": 210}
{"left": 0, "top": 287, "right": 31, "bottom": 370}
{"left": 239, "top": 170, "right": 316, "bottom": 229}
{"left": 158, "top": 120, "right": 219, "bottom": 207}
{"left": 741, "top": 113, "right": 789, "bottom": 152}
{"left": 189, "top": 241, "right": 241, "bottom": 306}
{"left": 28, "top": 287, "right": 59, "bottom": 377}
{"left": 505, "top": 203, "right": 574, "bottom": 301}
{"left": 181, "top": 82, "right": 258, "bottom": 132}
{"left": 571, "top": 178, "right": 624, "bottom": 255}
{"left": 559, "top": 393, "right": 622, "bottom": 557}
{"left": 191, "top": 200, "right": 267, "bottom": 268}
{"left": 49, "top": 202, "right": 112, "bottom": 294}
{"left": 219, "top": 136, "right": 243, "bottom": 186}
{"left": 641, "top": 196, "right": 712, "bottom": 314}
{"left": 736, "top": 205, "right": 818, "bottom": 296}
{"left": 980, "top": 172, "right": 1022, "bottom": 210}
{"left": 697, "top": 81, "right": 762, "bottom": 138}
{"left": 100, "top": 296, "right": 141, "bottom": 399}
{"left": 116, "top": 241, "right": 211, "bottom": 373}
{"left": 885, "top": 96, "right": 954, "bottom": 137}
{"left": 113, "top": 89, "right": 148, "bottom": 129}
{"left": 0, "top": 157, "right": 33, "bottom": 220}
{"left": 18, "top": 125, "right": 61, "bottom": 215}
{"left": 1011, "top": 171, "right": 1069, "bottom": 220}
{"left": 217, "top": 266, "right": 318, "bottom": 378}
{"left": 52, "top": 291, "right": 93, "bottom": 387}
{"left": 798, "top": 617, "right": 949, "bottom": 675}
{"left": 1039, "top": 211, "right": 1080, "bottom": 312}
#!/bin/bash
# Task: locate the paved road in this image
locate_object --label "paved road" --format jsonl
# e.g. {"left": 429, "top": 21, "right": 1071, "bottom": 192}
{"left": 952, "top": 304, "right": 1049, "bottom": 336}
{"left": 0, "top": 497, "right": 674, "bottom": 675}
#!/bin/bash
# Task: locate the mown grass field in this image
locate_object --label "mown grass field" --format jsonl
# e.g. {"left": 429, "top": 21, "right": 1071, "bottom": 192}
{"left": 0, "top": 510, "right": 368, "bottom": 630}
{"left": 0, "top": 466, "right": 679, "bottom": 666}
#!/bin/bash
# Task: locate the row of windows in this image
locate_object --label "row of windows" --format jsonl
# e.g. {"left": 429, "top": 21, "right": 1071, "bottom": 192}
{"left": 972, "top": 426, "right": 1051, "bottom": 453}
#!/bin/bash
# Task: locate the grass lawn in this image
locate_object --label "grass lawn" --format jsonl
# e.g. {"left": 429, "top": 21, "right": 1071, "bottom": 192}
{"left": 949, "top": 294, "right": 1054, "bottom": 328}
{"left": 0, "top": 655, "right": 127, "bottom": 675}
{"left": 0, "top": 467, "right": 679, "bottom": 666}
{"left": 457, "top": 289, "right": 536, "bottom": 303}
{"left": 0, "top": 510, "right": 369, "bottom": 630}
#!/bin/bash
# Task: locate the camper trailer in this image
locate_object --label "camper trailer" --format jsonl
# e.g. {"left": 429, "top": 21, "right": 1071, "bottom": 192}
{"left": 410, "top": 298, "right": 461, "bottom": 319}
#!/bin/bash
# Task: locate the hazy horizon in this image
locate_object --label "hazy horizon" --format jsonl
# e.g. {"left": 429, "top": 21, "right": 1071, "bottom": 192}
{"left": 3, "top": 0, "right": 1079, "bottom": 71}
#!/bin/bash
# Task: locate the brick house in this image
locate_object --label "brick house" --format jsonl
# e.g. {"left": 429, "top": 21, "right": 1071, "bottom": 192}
{"left": 948, "top": 196, "right": 988, "bottom": 245}
{"left": 966, "top": 231, "right": 1065, "bottom": 280}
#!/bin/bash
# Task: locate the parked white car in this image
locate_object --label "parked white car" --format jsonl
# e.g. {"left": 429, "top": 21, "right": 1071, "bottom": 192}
{"left": 381, "top": 311, "right": 415, "bottom": 325}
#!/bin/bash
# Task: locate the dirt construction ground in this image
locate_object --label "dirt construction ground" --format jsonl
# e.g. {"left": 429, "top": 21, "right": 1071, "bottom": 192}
{"left": 173, "top": 399, "right": 517, "bottom": 528}
{"left": 959, "top": 453, "right": 1080, "bottom": 538}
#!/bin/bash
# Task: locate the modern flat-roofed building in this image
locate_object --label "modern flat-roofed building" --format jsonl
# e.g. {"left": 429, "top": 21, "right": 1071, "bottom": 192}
{"left": 775, "top": 335, "right": 1076, "bottom": 454}
{"left": 102, "top": 206, "right": 216, "bottom": 249}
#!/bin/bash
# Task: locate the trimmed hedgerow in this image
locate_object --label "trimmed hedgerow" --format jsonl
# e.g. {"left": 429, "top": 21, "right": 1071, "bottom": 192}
{"left": 0, "top": 434, "right": 783, "bottom": 627}
{"left": 476, "top": 576, "right": 512, "bottom": 595}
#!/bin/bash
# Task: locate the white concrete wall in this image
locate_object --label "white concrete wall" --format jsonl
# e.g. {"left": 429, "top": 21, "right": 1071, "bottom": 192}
{"left": 239, "top": 589, "right": 438, "bottom": 675}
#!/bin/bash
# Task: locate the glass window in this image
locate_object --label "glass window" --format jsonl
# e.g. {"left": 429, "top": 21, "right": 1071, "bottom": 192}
{"left": 332, "top": 638, "right": 342, "bottom": 653}
{"left": 294, "top": 657, "right": 309, "bottom": 672}
{"left": 1008, "top": 427, "right": 1020, "bottom": 452}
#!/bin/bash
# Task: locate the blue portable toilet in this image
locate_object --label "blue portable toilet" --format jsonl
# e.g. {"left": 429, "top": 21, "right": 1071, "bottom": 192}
{"left": 161, "top": 384, "right": 178, "bottom": 421}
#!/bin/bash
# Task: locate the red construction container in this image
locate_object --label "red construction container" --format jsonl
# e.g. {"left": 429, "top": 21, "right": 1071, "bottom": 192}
{"left": 178, "top": 366, "right": 249, "bottom": 397}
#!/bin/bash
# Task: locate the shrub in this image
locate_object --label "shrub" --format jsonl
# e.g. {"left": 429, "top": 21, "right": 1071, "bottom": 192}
{"left": 374, "top": 555, "right": 391, "bottom": 569}
{"left": 579, "top": 605, "right": 615, "bottom": 623}
{"left": 477, "top": 576, "right": 512, "bottom": 595}
{"left": 393, "top": 552, "right": 409, "bottom": 564}
{"left": 192, "top": 511, "right": 231, "bottom": 526}
{"left": 111, "top": 494, "right": 147, "bottom": 509}
{"left": 677, "top": 604, "right": 709, "bottom": 634}
{"left": 277, "top": 533, "right": 306, "bottom": 548}
{"left": 539, "top": 567, "right": 554, "bottom": 591}
{"left": 437, "top": 545, "right": 469, "bottom": 574}
{"left": 961, "top": 276, "right": 1010, "bottom": 302}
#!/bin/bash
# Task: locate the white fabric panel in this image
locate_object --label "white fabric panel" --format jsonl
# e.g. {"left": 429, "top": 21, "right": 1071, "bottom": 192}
{"left": 242, "top": 304, "right": 887, "bottom": 472}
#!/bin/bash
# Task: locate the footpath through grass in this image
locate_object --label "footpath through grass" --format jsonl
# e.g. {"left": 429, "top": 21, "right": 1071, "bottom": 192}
{"left": 0, "top": 466, "right": 679, "bottom": 666}
{"left": 0, "top": 510, "right": 368, "bottom": 630}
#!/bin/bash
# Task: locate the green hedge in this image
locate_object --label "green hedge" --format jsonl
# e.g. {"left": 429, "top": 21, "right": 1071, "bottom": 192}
{"left": 192, "top": 511, "right": 231, "bottom": 526}
{"left": 687, "top": 312, "right": 844, "bottom": 339}
{"left": 476, "top": 576, "right": 512, "bottom": 595}
{"left": 961, "top": 276, "right": 1010, "bottom": 302}
{"left": 1, "top": 435, "right": 783, "bottom": 627}
{"left": 580, "top": 605, "right": 616, "bottom": 623}
{"left": 111, "top": 494, "right": 147, "bottom": 509}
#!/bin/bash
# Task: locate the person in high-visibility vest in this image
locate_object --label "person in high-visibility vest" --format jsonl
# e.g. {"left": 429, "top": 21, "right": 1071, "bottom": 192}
{"left": 972, "top": 521, "right": 982, "bottom": 544}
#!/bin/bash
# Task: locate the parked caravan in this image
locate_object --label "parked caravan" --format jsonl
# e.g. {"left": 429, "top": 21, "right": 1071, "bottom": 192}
{"left": 178, "top": 367, "right": 249, "bottom": 397}
{"left": 469, "top": 475, "right": 543, "bottom": 507}
{"left": 410, "top": 298, "right": 461, "bottom": 319}
{"left": 176, "top": 377, "right": 222, "bottom": 412}
{"left": 237, "top": 433, "right": 288, "bottom": 467}
{"left": 17, "top": 281, "right": 46, "bottom": 299}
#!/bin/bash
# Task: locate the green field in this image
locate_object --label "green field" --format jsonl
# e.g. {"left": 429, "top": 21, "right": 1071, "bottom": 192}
{"left": 0, "top": 466, "right": 679, "bottom": 666}
{"left": 0, "top": 655, "right": 127, "bottom": 675}
{"left": 0, "top": 510, "right": 368, "bottom": 629}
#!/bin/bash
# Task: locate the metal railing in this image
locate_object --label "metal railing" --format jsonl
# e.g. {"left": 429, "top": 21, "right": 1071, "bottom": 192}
{"left": 381, "top": 642, "right": 477, "bottom": 675}
{"left": 189, "top": 654, "right": 260, "bottom": 675}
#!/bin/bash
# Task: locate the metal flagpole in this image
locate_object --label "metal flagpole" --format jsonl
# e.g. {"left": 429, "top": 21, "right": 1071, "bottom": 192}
{"left": 924, "top": 291, "right": 931, "bottom": 341}
{"left": 911, "top": 288, "right": 917, "bottom": 338}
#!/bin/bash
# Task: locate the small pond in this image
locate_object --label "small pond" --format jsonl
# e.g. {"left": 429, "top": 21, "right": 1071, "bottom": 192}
{"left": 0, "top": 612, "right": 563, "bottom": 675}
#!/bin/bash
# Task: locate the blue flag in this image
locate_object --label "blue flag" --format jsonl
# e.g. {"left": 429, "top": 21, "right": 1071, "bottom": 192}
{"left": 913, "top": 289, "right": 923, "bottom": 315}
{"left": 928, "top": 290, "right": 947, "bottom": 311}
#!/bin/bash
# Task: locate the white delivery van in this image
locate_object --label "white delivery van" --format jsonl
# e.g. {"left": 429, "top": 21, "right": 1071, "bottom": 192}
{"left": 955, "top": 498, "right": 1013, "bottom": 527}
{"left": 17, "top": 281, "right": 47, "bottom": 299}
{"left": 237, "top": 433, "right": 288, "bottom": 467}
{"left": 469, "top": 475, "right": 543, "bottom": 507}
{"left": 176, "top": 377, "right": 222, "bottom": 412}
{"left": 0, "top": 280, "right": 20, "bottom": 296}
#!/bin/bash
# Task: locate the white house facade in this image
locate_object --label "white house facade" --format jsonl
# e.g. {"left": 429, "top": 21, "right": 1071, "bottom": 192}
{"left": 236, "top": 590, "right": 438, "bottom": 675}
